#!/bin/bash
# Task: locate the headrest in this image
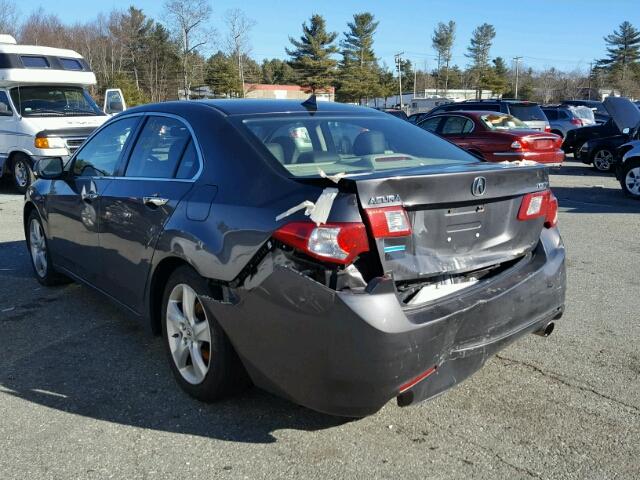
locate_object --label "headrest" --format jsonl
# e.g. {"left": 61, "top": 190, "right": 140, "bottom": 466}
{"left": 353, "top": 131, "right": 386, "bottom": 156}
{"left": 265, "top": 143, "right": 285, "bottom": 163}
{"left": 295, "top": 151, "right": 338, "bottom": 164}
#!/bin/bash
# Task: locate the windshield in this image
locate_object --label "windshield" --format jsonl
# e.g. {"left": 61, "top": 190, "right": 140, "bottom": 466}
{"left": 10, "top": 86, "right": 104, "bottom": 117}
{"left": 239, "top": 114, "right": 478, "bottom": 178}
{"left": 480, "top": 113, "right": 529, "bottom": 131}
{"left": 507, "top": 104, "right": 547, "bottom": 121}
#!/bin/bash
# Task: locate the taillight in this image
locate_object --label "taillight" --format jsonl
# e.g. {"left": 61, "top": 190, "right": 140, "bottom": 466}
{"left": 273, "top": 222, "right": 369, "bottom": 264}
{"left": 517, "top": 189, "right": 558, "bottom": 228}
{"left": 570, "top": 118, "right": 583, "bottom": 127}
{"left": 544, "top": 125, "right": 552, "bottom": 133}
{"left": 364, "top": 206, "right": 412, "bottom": 238}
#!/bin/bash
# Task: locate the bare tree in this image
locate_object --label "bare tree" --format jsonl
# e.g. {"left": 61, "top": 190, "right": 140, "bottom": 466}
{"left": 164, "top": 0, "right": 213, "bottom": 99}
{"left": 224, "top": 9, "right": 255, "bottom": 97}
{"left": 0, "top": 0, "right": 19, "bottom": 37}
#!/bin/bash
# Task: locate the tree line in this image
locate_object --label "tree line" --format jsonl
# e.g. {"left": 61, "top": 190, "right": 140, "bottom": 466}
{"left": 0, "top": 0, "right": 638, "bottom": 105}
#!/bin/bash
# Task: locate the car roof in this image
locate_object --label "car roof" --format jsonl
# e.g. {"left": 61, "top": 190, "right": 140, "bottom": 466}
{"left": 430, "top": 110, "right": 508, "bottom": 118}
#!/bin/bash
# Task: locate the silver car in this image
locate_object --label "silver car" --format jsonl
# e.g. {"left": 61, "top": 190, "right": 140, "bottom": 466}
{"left": 542, "top": 106, "right": 594, "bottom": 139}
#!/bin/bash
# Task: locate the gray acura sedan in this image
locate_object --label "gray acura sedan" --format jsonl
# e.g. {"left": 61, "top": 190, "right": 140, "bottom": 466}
{"left": 24, "top": 99, "right": 566, "bottom": 417}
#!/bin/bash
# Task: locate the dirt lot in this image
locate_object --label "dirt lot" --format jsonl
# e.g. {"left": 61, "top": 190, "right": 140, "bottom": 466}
{"left": 1, "top": 160, "right": 639, "bottom": 480}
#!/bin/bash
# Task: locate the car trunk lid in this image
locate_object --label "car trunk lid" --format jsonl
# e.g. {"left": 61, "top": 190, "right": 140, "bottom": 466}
{"left": 351, "top": 163, "right": 549, "bottom": 282}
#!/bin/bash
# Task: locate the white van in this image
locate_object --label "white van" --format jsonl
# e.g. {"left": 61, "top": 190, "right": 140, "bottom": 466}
{"left": 0, "top": 35, "right": 126, "bottom": 192}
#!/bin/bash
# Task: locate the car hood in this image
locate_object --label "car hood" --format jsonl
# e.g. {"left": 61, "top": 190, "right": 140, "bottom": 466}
{"left": 603, "top": 97, "right": 640, "bottom": 132}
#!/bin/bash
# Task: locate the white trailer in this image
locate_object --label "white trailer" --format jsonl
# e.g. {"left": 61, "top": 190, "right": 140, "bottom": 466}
{"left": 0, "top": 35, "right": 126, "bottom": 192}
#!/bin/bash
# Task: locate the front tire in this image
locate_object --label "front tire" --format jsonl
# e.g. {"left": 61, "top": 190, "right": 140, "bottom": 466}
{"left": 161, "top": 265, "right": 248, "bottom": 402}
{"left": 12, "top": 154, "right": 34, "bottom": 194}
{"left": 26, "top": 210, "right": 69, "bottom": 286}
{"left": 592, "top": 148, "right": 614, "bottom": 172}
{"left": 620, "top": 160, "right": 640, "bottom": 199}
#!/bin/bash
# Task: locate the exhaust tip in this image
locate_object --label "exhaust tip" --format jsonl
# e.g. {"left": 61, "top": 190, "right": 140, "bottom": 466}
{"left": 533, "top": 322, "right": 555, "bottom": 337}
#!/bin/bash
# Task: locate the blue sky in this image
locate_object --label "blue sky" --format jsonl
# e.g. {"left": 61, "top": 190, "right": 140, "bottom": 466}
{"left": 14, "top": 0, "right": 640, "bottom": 72}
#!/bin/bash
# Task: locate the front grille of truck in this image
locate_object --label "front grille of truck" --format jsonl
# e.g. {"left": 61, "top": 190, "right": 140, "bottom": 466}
{"left": 65, "top": 137, "right": 87, "bottom": 153}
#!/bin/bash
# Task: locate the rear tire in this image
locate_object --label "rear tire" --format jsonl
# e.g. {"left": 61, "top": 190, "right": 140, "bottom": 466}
{"left": 12, "top": 154, "right": 34, "bottom": 194}
{"left": 619, "top": 160, "right": 640, "bottom": 200}
{"left": 26, "top": 210, "right": 70, "bottom": 286}
{"left": 592, "top": 148, "right": 614, "bottom": 172}
{"left": 161, "top": 265, "right": 249, "bottom": 402}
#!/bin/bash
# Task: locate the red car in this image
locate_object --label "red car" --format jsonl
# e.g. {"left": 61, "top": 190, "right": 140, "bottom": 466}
{"left": 418, "top": 111, "right": 564, "bottom": 166}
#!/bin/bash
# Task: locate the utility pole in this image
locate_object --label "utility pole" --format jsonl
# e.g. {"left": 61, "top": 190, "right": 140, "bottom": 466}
{"left": 588, "top": 62, "right": 593, "bottom": 100}
{"left": 395, "top": 52, "right": 404, "bottom": 110}
{"left": 413, "top": 64, "right": 417, "bottom": 98}
{"left": 236, "top": 33, "right": 245, "bottom": 98}
{"left": 513, "top": 56, "right": 522, "bottom": 99}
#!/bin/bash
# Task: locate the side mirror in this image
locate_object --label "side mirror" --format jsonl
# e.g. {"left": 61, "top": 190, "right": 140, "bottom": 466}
{"left": 35, "top": 157, "right": 65, "bottom": 179}
{"left": 107, "top": 101, "right": 124, "bottom": 114}
{"left": 622, "top": 127, "right": 630, "bottom": 135}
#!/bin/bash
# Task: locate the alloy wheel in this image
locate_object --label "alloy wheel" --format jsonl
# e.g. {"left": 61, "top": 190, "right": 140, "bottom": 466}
{"left": 14, "top": 159, "right": 29, "bottom": 188}
{"left": 166, "top": 283, "right": 212, "bottom": 385}
{"left": 593, "top": 150, "right": 613, "bottom": 171}
{"left": 625, "top": 167, "right": 640, "bottom": 197}
{"left": 29, "top": 218, "right": 47, "bottom": 278}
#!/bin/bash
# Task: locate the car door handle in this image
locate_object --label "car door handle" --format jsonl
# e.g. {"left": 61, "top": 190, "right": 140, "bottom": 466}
{"left": 143, "top": 196, "right": 169, "bottom": 207}
{"left": 81, "top": 192, "right": 99, "bottom": 202}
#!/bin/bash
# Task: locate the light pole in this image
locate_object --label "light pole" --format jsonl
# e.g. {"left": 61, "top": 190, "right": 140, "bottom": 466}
{"left": 236, "top": 33, "right": 245, "bottom": 98}
{"left": 513, "top": 56, "right": 522, "bottom": 99}
{"left": 395, "top": 52, "right": 404, "bottom": 110}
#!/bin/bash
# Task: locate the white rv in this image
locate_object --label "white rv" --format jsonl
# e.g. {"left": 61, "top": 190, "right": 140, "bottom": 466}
{"left": 0, "top": 35, "right": 126, "bottom": 192}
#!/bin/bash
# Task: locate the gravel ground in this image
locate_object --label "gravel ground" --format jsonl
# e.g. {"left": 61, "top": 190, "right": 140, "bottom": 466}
{"left": 1, "top": 160, "right": 639, "bottom": 480}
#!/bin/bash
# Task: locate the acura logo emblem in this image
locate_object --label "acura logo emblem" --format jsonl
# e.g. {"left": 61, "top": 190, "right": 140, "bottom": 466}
{"left": 471, "top": 176, "right": 486, "bottom": 196}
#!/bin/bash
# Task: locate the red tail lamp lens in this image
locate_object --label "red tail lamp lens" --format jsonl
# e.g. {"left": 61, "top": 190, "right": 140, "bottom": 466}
{"left": 273, "top": 222, "right": 369, "bottom": 264}
{"left": 517, "top": 189, "right": 559, "bottom": 228}
{"left": 365, "top": 206, "right": 412, "bottom": 238}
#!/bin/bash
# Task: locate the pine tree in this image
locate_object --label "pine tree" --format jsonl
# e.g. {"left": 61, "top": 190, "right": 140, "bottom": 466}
{"left": 466, "top": 23, "right": 496, "bottom": 97}
{"left": 286, "top": 14, "right": 338, "bottom": 93}
{"left": 599, "top": 21, "right": 640, "bottom": 80}
{"left": 337, "top": 12, "right": 380, "bottom": 103}
{"left": 431, "top": 21, "right": 456, "bottom": 93}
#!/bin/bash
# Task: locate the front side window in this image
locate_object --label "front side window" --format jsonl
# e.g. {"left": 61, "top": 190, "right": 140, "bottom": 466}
{"left": 125, "top": 117, "right": 194, "bottom": 179}
{"left": 0, "top": 91, "right": 12, "bottom": 116}
{"left": 10, "top": 86, "right": 104, "bottom": 117}
{"left": 73, "top": 117, "right": 138, "bottom": 177}
{"left": 239, "top": 114, "right": 478, "bottom": 178}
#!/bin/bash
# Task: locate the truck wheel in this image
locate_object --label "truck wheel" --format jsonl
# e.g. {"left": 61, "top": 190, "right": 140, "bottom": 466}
{"left": 12, "top": 154, "right": 34, "bottom": 194}
{"left": 620, "top": 160, "right": 640, "bottom": 200}
{"left": 592, "top": 148, "right": 613, "bottom": 172}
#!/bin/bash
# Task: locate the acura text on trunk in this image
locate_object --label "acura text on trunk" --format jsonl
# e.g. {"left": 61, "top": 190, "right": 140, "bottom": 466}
{"left": 24, "top": 100, "right": 566, "bottom": 417}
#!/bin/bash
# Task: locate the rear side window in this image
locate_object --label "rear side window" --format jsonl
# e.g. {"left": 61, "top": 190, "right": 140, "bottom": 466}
{"left": 73, "top": 117, "right": 138, "bottom": 177}
{"left": 441, "top": 116, "right": 474, "bottom": 135}
{"left": 125, "top": 116, "right": 193, "bottom": 179}
{"left": 508, "top": 104, "right": 546, "bottom": 121}
{"left": 175, "top": 140, "right": 200, "bottom": 179}
{"left": 60, "top": 58, "right": 83, "bottom": 71}
{"left": 21, "top": 56, "right": 49, "bottom": 68}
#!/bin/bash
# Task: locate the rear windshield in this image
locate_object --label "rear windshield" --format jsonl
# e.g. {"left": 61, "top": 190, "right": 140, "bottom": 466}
{"left": 507, "top": 104, "right": 547, "bottom": 121}
{"left": 480, "top": 113, "right": 529, "bottom": 131}
{"left": 239, "top": 114, "right": 478, "bottom": 178}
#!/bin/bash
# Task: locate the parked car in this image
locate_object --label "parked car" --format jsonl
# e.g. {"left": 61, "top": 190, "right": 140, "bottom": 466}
{"left": 381, "top": 108, "right": 408, "bottom": 120}
{"left": 417, "top": 111, "right": 564, "bottom": 166}
{"left": 615, "top": 139, "right": 640, "bottom": 198}
{"left": 0, "top": 34, "right": 126, "bottom": 193}
{"left": 408, "top": 112, "right": 431, "bottom": 125}
{"left": 25, "top": 99, "right": 566, "bottom": 417}
{"left": 428, "top": 99, "right": 551, "bottom": 132}
{"left": 573, "top": 97, "right": 640, "bottom": 171}
{"left": 561, "top": 100, "right": 609, "bottom": 124}
{"left": 542, "top": 105, "right": 594, "bottom": 138}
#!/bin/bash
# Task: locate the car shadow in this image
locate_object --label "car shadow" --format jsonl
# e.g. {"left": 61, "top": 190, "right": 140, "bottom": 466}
{"left": 550, "top": 161, "right": 615, "bottom": 178}
{"left": 0, "top": 240, "right": 349, "bottom": 444}
{"left": 553, "top": 185, "right": 640, "bottom": 214}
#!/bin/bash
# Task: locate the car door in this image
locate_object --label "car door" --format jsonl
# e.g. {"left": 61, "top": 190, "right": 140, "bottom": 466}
{"left": 46, "top": 116, "right": 140, "bottom": 284}
{"left": 0, "top": 90, "right": 17, "bottom": 171}
{"left": 97, "top": 114, "right": 201, "bottom": 312}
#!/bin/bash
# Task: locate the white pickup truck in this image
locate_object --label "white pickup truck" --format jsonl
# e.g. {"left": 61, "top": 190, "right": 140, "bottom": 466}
{"left": 0, "top": 34, "right": 125, "bottom": 192}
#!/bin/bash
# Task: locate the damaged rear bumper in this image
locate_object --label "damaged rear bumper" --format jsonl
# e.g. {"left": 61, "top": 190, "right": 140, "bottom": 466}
{"left": 202, "top": 228, "right": 566, "bottom": 417}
